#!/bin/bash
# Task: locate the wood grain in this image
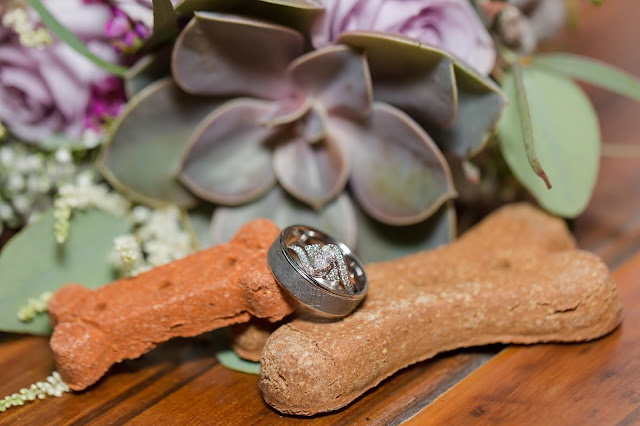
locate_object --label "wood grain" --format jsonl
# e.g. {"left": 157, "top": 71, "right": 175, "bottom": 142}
{"left": 1, "top": 0, "right": 639, "bottom": 424}
{"left": 405, "top": 251, "right": 640, "bottom": 425}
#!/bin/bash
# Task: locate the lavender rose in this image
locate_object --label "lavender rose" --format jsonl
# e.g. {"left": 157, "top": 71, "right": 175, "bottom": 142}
{"left": 0, "top": 0, "right": 124, "bottom": 143}
{"left": 313, "top": 0, "right": 496, "bottom": 75}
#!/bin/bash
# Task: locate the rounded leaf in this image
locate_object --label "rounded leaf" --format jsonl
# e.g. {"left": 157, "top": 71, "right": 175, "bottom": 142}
{"left": 211, "top": 186, "right": 357, "bottom": 248}
{"left": 187, "top": 205, "right": 215, "bottom": 249}
{"left": 100, "top": 79, "right": 222, "bottom": 207}
{"left": 354, "top": 201, "right": 456, "bottom": 263}
{"left": 0, "top": 209, "right": 130, "bottom": 335}
{"left": 498, "top": 67, "right": 600, "bottom": 218}
{"left": 172, "top": 12, "right": 304, "bottom": 99}
{"left": 262, "top": 97, "right": 310, "bottom": 128}
{"left": 338, "top": 31, "right": 456, "bottom": 128}
{"left": 124, "top": 47, "right": 172, "bottom": 98}
{"left": 174, "top": 0, "right": 323, "bottom": 36}
{"left": 331, "top": 102, "right": 457, "bottom": 226}
{"left": 288, "top": 45, "right": 373, "bottom": 119}
{"left": 274, "top": 132, "right": 349, "bottom": 209}
{"left": 179, "top": 99, "right": 278, "bottom": 205}
{"left": 427, "top": 61, "right": 508, "bottom": 158}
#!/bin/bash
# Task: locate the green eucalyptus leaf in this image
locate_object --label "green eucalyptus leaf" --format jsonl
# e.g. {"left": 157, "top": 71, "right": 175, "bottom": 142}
{"left": 427, "top": 61, "right": 508, "bottom": 158}
{"left": 354, "top": 201, "right": 455, "bottom": 263}
{"left": 125, "top": 46, "right": 172, "bottom": 98}
{"left": 0, "top": 209, "right": 130, "bottom": 335}
{"left": 498, "top": 67, "right": 600, "bottom": 218}
{"left": 25, "top": 0, "right": 128, "bottom": 76}
{"left": 144, "top": 0, "right": 180, "bottom": 50}
{"left": 100, "top": 78, "right": 223, "bottom": 207}
{"left": 534, "top": 53, "right": 640, "bottom": 102}
{"left": 212, "top": 329, "right": 260, "bottom": 375}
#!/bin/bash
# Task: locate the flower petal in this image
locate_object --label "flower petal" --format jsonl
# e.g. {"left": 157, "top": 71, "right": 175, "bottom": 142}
{"left": 338, "top": 31, "right": 457, "bottom": 128}
{"left": 172, "top": 12, "right": 304, "bottom": 99}
{"left": 427, "top": 62, "right": 508, "bottom": 158}
{"left": 354, "top": 201, "right": 456, "bottom": 263}
{"left": 210, "top": 186, "right": 357, "bottom": 248}
{"left": 330, "top": 102, "right": 457, "bottom": 226}
{"left": 100, "top": 79, "right": 221, "bottom": 207}
{"left": 274, "top": 129, "right": 348, "bottom": 209}
{"left": 179, "top": 98, "right": 278, "bottom": 205}
{"left": 288, "top": 45, "right": 372, "bottom": 119}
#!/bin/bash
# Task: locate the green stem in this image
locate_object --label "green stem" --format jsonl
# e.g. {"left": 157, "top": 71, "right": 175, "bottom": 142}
{"left": 25, "top": 0, "right": 129, "bottom": 76}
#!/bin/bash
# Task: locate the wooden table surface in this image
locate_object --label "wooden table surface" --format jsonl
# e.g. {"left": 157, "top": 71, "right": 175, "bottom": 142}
{"left": 2, "top": 2, "right": 640, "bottom": 424}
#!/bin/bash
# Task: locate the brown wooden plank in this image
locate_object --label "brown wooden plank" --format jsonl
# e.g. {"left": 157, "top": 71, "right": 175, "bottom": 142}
{"left": 0, "top": 335, "right": 494, "bottom": 425}
{"left": 123, "top": 349, "right": 496, "bottom": 425}
{"left": 0, "top": 336, "right": 218, "bottom": 426}
{"left": 405, "top": 251, "right": 640, "bottom": 425}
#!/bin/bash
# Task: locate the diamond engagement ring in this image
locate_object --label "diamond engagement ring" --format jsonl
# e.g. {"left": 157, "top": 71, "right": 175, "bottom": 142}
{"left": 267, "top": 225, "right": 368, "bottom": 317}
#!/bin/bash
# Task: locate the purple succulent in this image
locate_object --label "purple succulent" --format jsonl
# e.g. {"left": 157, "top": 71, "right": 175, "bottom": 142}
{"left": 174, "top": 16, "right": 452, "bottom": 226}
{"left": 101, "top": 3, "right": 506, "bottom": 261}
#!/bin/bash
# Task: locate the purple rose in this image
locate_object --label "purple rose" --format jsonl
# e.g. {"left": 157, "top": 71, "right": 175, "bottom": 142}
{"left": 110, "top": 0, "right": 154, "bottom": 28}
{"left": 110, "top": 0, "right": 179, "bottom": 30}
{"left": 0, "top": 0, "right": 124, "bottom": 143}
{"left": 313, "top": 0, "right": 496, "bottom": 75}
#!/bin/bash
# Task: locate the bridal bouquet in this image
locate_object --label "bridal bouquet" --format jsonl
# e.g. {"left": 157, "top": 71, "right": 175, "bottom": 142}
{"left": 0, "top": 0, "right": 638, "bottom": 408}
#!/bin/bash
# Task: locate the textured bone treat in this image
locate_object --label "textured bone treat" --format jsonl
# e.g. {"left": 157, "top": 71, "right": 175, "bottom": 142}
{"left": 49, "top": 219, "right": 295, "bottom": 391}
{"left": 260, "top": 204, "right": 623, "bottom": 415}
{"left": 229, "top": 318, "right": 288, "bottom": 362}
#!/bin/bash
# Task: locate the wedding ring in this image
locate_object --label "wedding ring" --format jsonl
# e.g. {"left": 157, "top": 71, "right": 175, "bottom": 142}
{"left": 267, "top": 225, "right": 368, "bottom": 317}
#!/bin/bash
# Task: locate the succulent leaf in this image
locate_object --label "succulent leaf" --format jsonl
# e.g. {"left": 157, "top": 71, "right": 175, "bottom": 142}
{"left": 262, "top": 97, "right": 310, "bottom": 128}
{"left": 427, "top": 61, "right": 508, "bottom": 158}
{"left": 187, "top": 204, "right": 216, "bottom": 249}
{"left": 258, "top": 0, "right": 323, "bottom": 9}
{"left": 179, "top": 98, "right": 278, "bottom": 205}
{"left": 330, "top": 102, "right": 457, "bottom": 226}
{"left": 297, "top": 103, "right": 328, "bottom": 143}
{"left": 174, "top": 0, "right": 323, "bottom": 36}
{"left": 288, "top": 45, "right": 373, "bottom": 119}
{"left": 273, "top": 132, "right": 349, "bottom": 209}
{"left": 100, "top": 79, "right": 222, "bottom": 207}
{"left": 125, "top": 46, "right": 172, "bottom": 98}
{"left": 172, "top": 12, "right": 304, "bottom": 99}
{"left": 210, "top": 186, "right": 357, "bottom": 247}
{"left": 145, "top": 0, "right": 180, "bottom": 51}
{"left": 338, "top": 31, "right": 456, "bottom": 128}
{"left": 354, "top": 201, "right": 456, "bottom": 263}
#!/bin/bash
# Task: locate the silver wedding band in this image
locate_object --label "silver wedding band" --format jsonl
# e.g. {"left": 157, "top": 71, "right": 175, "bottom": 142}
{"left": 267, "top": 225, "right": 368, "bottom": 317}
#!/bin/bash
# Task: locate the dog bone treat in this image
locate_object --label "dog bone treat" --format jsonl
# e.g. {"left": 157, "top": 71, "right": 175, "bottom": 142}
{"left": 260, "top": 204, "right": 623, "bottom": 415}
{"left": 49, "top": 219, "right": 295, "bottom": 391}
{"left": 229, "top": 318, "right": 288, "bottom": 362}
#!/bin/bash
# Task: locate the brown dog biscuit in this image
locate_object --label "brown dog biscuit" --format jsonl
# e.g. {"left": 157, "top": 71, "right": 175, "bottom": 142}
{"left": 260, "top": 204, "right": 623, "bottom": 415}
{"left": 229, "top": 318, "right": 288, "bottom": 362}
{"left": 49, "top": 219, "right": 295, "bottom": 391}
